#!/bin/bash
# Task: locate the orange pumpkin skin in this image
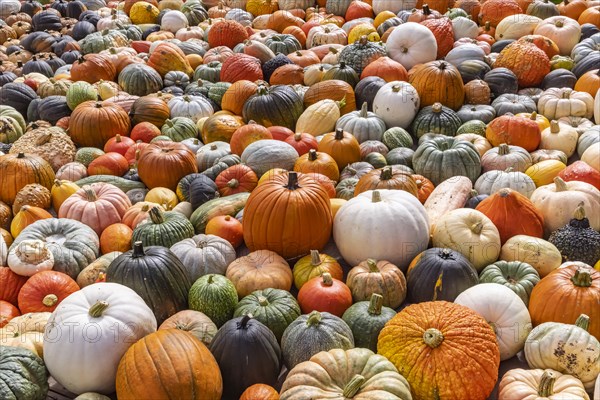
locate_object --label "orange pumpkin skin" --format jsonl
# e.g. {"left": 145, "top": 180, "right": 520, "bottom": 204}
{"left": 70, "top": 54, "right": 116, "bottom": 83}
{"left": 0, "top": 153, "right": 55, "bottom": 206}
{"left": 486, "top": 114, "right": 541, "bottom": 152}
{"left": 87, "top": 152, "right": 130, "bottom": 177}
{"left": 17, "top": 271, "right": 79, "bottom": 313}
{"left": 267, "top": 126, "right": 294, "bottom": 141}
{"left": 147, "top": 42, "right": 194, "bottom": 77}
{"left": 303, "top": 80, "right": 356, "bottom": 115}
{"left": 104, "top": 135, "right": 136, "bottom": 156}
{"left": 129, "top": 96, "right": 171, "bottom": 128}
{"left": 518, "top": 35, "right": 560, "bottom": 59}
{"left": 297, "top": 273, "right": 353, "bottom": 317}
{"left": 221, "top": 80, "right": 259, "bottom": 116}
{"left": 475, "top": 188, "right": 544, "bottom": 244}
{"left": 116, "top": 329, "right": 223, "bottom": 400}
{"left": 409, "top": 60, "right": 465, "bottom": 111}
{"left": 558, "top": 160, "right": 600, "bottom": 190}
{"left": 130, "top": 122, "right": 162, "bottom": 143}
{"left": 578, "top": 6, "right": 600, "bottom": 27}
{"left": 229, "top": 123, "right": 272, "bottom": 156}
{"left": 284, "top": 132, "right": 319, "bottom": 156}
{"left": 346, "top": 0, "right": 373, "bottom": 20}
{"left": 270, "top": 64, "right": 305, "bottom": 85}
{"left": 494, "top": 41, "right": 550, "bottom": 88}
{"left": 220, "top": 54, "right": 263, "bottom": 83}
{"left": 294, "top": 150, "right": 340, "bottom": 182}
{"left": 305, "top": 172, "right": 336, "bottom": 198}
{"left": 69, "top": 101, "right": 132, "bottom": 149}
{"left": 478, "top": 0, "right": 522, "bottom": 26}
{"left": 421, "top": 18, "right": 455, "bottom": 59}
{"left": 317, "top": 129, "right": 361, "bottom": 170}
{"left": 0, "top": 300, "right": 20, "bottom": 328}
{"left": 378, "top": 301, "right": 500, "bottom": 400}
{"left": 215, "top": 164, "right": 258, "bottom": 196}
{"left": 354, "top": 166, "right": 419, "bottom": 197}
{"left": 282, "top": 27, "right": 307, "bottom": 49}
{"left": 205, "top": 215, "right": 244, "bottom": 248}
{"left": 243, "top": 171, "right": 332, "bottom": 259}
{"left": 137, "top": 142, "right": 198, "bottom": 190}
{"left": 574, "top": 69, "right": 600, "bottom": 97}
{"left": 240, "top": 384, "right": 279, "bottom": 400}
{"left": 528, "top": 265, "right": 600, "bottom": 341}
{"left": 413, "top": 174, "right": 435, "bottom": 203}
{"left": 0, "top": 268, "right": 28, "bottom": 306}
{"left": 100, "top": 223, "right": 133, "bottom": 253}
{"left": 11, "top": 206, "right": 52, "bottom": 238}
{"left": 207, "top": 19, "right": 249, "bottom": 49}
{"left": 360, "top": 56, "right": 409, "bottom": 82}
{"left": 558, "top": 0, "right": 587, "bottom": 19}
{"left": 286, "top": 50, "right": 318, "bottom": 67}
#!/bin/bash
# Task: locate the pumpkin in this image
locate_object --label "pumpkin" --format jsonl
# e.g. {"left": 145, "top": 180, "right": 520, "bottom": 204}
{"left": 10, "top": 206, "right": 52, "bottom": 239}
{"left": 499, "top": 369, "right": 589, "bottom": 400}
{"left": 297, "top": 272, "right": 352, "bottom": 317}
{"left": 494, "top": 41, "right": 550, "bottom": 88}
{"left": 11, "top": 184, "right": 51, "bottom": 215}
{"left": 346, "top": 258, "right": 406, "bottom": 308}
{"left": 386, "top": 22, "right": 437, "bottom": 70}
{"left": 479, "top": 260, "right": 540, "bottom": 305}
{"left": 147, "top": 42, "right": 193, "bottom": 78}
{"left": 226, "top": 250, "right": 292, "bottom": 298}
{"left": 281, "top": 310, "right": 354, "bottom": 369}
{"left": 525, "top": 314, "right": 600, "bottom": 391}
{"left": 486, "top": 114, "right": 541, "bottom": 152}
{"left": 283, "top": 132, "right": 319, "bottom": 156}
{"left": 106, "top": 242, "right": 192, "bottom": 324}
{"left": 411, "top": 103, "right": 463, "bottom": 138}
{"left": 137, "top": 141, "right": 198, "bottom": 191}
{"left": 500, "top": 235, "right": 562, "bottom": 277}
{"left": 475, "top": 168, "right": 536, "bottom": 198}
{"left": 529, "top": 265, "right": 600, "bottom": 342}
{"left": 378, "top": 301, "right": 500, "bottom": 400}
{"left": 68, "top": 101, "right": 131, "bottom": 149}
{"left": 549, "top": 204, "right": 600, "bottom": 266}
{"left": 144, "top": 188, "right": 179, "bottom": 211}
{"left": 317, "top": 128, "right": 361, "bottom": 170}
{"left": 44, "top": 282, "right": 157, "bottom": 395}
{"left": 18, "top": 270, "right": 78, "bottom": 314}
{"left": 304, "top": 79, "right": 356, "bottom": 115}
{"left": 0, "top": 311, "right": 49, "bottom": 357}
{"left": 159, "top": 310, "right": 218, "bottom": 347}
{"left": 292, "top": 250, "right": 343, "bottom": 290}
{"left": 0, "top": 267, "right": 28, "bottom": 306}
{"left": 129, "top": 96, "right": 171, "bottom": 128}
{"left": 294, "top": 149, "right": 340, "bottom": 182}
{"left": 188, "top": 274, "right": 238, "bottom": 328}
{"left": 87, "top": 152, "right": 129, "bottom": 177}
{"left": 240, "top": 384, "right": 279, "bottom": 400}
{"left": 0, "top": 346, "right": 48, "bottom": 400}
{"left": 0, "top": 153, "right": 55, "bottom": 206}
{"left": 131, "top": 206, "right": 194, "bottom": 248}
{"left": 281, "top": 347, "right": 412, "bottom": 400}
{"left": 409, "top": 60, "right": 465, "bottom": 111}
{"left": 243, "top": 84, "right": 304, "bottom": 130}
{"left": 70, "top": 54, "right": 117, "bottom": 83}
{"left": 372, "top": 81, "right": 420, "bottom": 129}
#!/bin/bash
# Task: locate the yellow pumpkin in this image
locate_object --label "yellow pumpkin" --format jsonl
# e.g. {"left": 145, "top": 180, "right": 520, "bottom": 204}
{"left": 374, "top": 11, "right": 396, "bottom": 28}
{"left": 295, "top": 99, "right": 342, "bottom": 136}
{"left": 51, "top": 179, "right": 79, "bottom": 212}
{"left": 258, "top": 168, "right": 289, "bottom": 185}
{"left": 348, "top": 24, "right": 380, "bottom": 43}
{"left": 330, "top": 198, "right": 346, "bottom": 218}
{"left": 516, "top": 111, "right": 550, "bottom": 131}
{"left": 526, "top": 159, "right": 567, "bottom": 186}
{"left": 10, "top": 206, "right": 52, "bottom": 238}
{"left": 145, "top": 187, "right": 179, "bottom": 210}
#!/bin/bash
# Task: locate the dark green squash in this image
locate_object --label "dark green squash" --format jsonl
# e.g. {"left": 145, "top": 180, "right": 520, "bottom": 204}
{"left": 187, "top": 175, "right": 219, "bottom": 209}
{"left": 479, "top": 260, "right": 540, "bottom": 306}
{"left": 242, "top": 84, "right": 303, "bottom": 130}
{"left": 456, "top": 120, "right": 487, "bottom": 136}
{"left": 548, "top": 204, "right": 600, "bottom": 266}
{"left": 188, "top": 273, "right": 238, "bottom": 327}
{"left": 264, "top": 34, "right": 302, "bottom": 55}
{"left": 336, "top": 178, "right": 359, "bottom": 200}
{"left": 322, "top": 62, "right": 359, "bottom": 87}
{"left": 363, "top": 152, "right": 387, "bottom": 169}
{"left": 207, "top": 81, "right": 231, "bottom": 108}
{"left": 261, "top": 53, "right": 293, "bottom": 82}
{"left": 281, "top": 310, "right": 354, "bottom": 369}
{"left": 32, "top": 10, "right": 62, "bottom": 31}
{"left": 457, "top": 59, "right": 491, "bottom": 83}
{"left": 382, "top": 127, "right": 413, "bottom": 149}
{"left": 118, "top": 63, "right": 164, "bottom": 97}
{"left": 22, "top": 56, "right": 53, "bottom": 77}
{"left": 0, "top": 83, "right": 38, "bottom": 117}
{"left": 385, "top": 147, "right": 414, "bottom": 168}
{"left": 0, "top": 346, "right": 49, "bottom": 400}
{"left": 484, "top": 67, "right": 518, "bottom": 98}
{"left": 341, "top": 293, "right": 396, "bottom": 352}
{"left": 210, "top": 315, "right": 282, "bottom": 399}
{"left": 181, "top": 1, "right": 208, "bottom": 25}
{"left": 193, "top": 61, "right": 222, "bottom": 82}
{"left": 201, "top": 154, "right": 241, "bottom": 180}
{"left": 406, "top": 248, "right": 479, "bottom": 303}
{"left": 233, "top": 288, "right": 301, "bottom": 342}
{"left": 338, "top": 35, "right": 386, "bottom": 75}
{"left": 131, "top": 206, "right": 195, "bottom": 248}
{"left": 106, "top": 241, "right": 192, "bottom": 324}
{"left": 410, "top": 102, "right": 462, "bottom": 138}
{"left": 66, "top": 0, "right": 86, "bottom": 19}
{"left": 541, "top": 68, "right": 577, "bottom": 90}
{"left": 37, "top": 95, "right": 71, "bottom": 124}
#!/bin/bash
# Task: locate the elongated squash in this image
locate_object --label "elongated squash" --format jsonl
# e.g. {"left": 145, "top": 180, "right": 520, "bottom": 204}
{"left": 424, "top": 176, "right": 472, "bottom": 230}
{"left": 190, "top": 193, "right": 249, "bottom": 233}
{"left": 75, "top": 176, "right": 146, "bottom": 192}
{"left": 295, "top": 99, "right": 342, "bottom": 136}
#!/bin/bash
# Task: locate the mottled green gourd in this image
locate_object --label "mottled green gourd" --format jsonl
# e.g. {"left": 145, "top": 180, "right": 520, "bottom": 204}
{"left": 548, "top": 204, "right": 600, "bottom": 266}
{"left": 342, "top": 293, "right": 396, "bottom": 352}
{"left": 0, "top": 346, "right": 49, "bottom": 400}
{"left": 132, "top": 206, "right": 195, "bottom": 248}
{"left": 479, "top": 260, "right": 540, "bottom": 306}
{"left": 188, "top": 273, "right": 238, "bottom": 328}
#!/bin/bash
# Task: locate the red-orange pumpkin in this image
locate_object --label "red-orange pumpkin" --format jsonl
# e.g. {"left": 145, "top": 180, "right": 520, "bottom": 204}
{"left": 70, "top": 54, "right": 116, "bottom": 83}
{"left": 17, "top": 270, "right": 79, "bottom": 313}
{"left": 104, "top": 134, "right": 136, "bottom": 156}
{"left": 137, "top": 142, "right": 198, "bottom": 190}
{"left": 87, "top": 152, "right": 130, "bottom": 177}
{"left": 220, "top": 53, "right": 263, "bottom": 83}
{"left": 205, "top": 215, "right": 244, "bottom": 248}
{"left": 558, "top": 160, "right": 600, "bottom": 189}
{"left": 229, "top": 123, "right": 272, "bottom": 155}
{"left": 297, "top": 272, "right": 353, "bottom": 317}
{"left": 69, "top": 101, "right": 132, "bottom": 149}
{"left": 486, "top": 114, "right": 541, "bottom": 152}
{"left": 284, "top": 132, "right": 319, "bottom": 156}
{"left": 494, "top": 41, "right": 550, "bottom": 88}
{"left": 100, "top": 223, "right": 133, "bottom": 253}
{"left": 267, "top": 126, "right": 294, "bottom": 141}
{"left": 0, "top": 267, "right": 28, "bottom": 306}
{"left": 479, "top": 0, "right": 523, "bottom": 26}
{"left": 207, "top": 19, "right": 249, "bottom": 49}
{"left": 240, "top": 384, "right": 279, "bottom": 400}
{"left": 0, "top": 300, "right": 20, "bottom": 328}
{"left": 421, "top": 17, "right": 455, "bottom": 58}
{"left": 130, "top": 122, "right": 162, "bottom": 143}
{"left": 360, "top": 56, "right": 409, "bottom": 82}
{"left": 215, "top": 164, "right": 258, "bottom": 196}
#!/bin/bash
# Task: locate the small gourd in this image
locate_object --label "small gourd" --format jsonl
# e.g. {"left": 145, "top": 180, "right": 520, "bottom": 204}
{"left": 548, "top": 203, "right": 600, "bottom": 266}
{"left": 341, "top": 293, "right": 395, "bottom": 352}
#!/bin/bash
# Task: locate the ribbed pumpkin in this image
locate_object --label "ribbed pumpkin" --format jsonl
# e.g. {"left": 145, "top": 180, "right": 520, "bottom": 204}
{"left": 240, "top": 384, "right": 279, "bottom": 400}
{"left": 476, "top": 188, "right": 545, "bottom": 243}
{"left": 221, "top": 80, "right": 259, "bottom": 116}
{"left": 215, "top": 164, "right": 258, "bottom": 196}
{"left": 479, "top": 260, "right": 540, "bottom": 305}
{"left": 486, "top": 114, "right": 541, "bottom": 152}
{"left": 226, "top": 250, "right": 293, "bottom": 298}
{"left": 409, "top": 60, "right": 465, "bottom": 111}
{"left": 0, "top": 153, "right": 55, "bottom": 206}
{"left": 69, "top": 101, "right": 131, "bottom": 148}
{"left": 147, "top": 42, "right": 194, "bottom": 77}
{"left": 116, "top": 329, "right": 222, "bottom": 400}
{"left": 132, "top": 206, "right": 195, "bottom": 248}
{"left": 0, "top": 267, "right": 28, "bottom": 306}
{"left": 220, "top": 54, "right": 263, "bottom": 83}
{"left": 354, "top": 166, "right": 418, "bottom": 197}
{"left": 346, "top": 258, "right": 407, "bottom": 309}
{"left": 17, "top": 270, "right": 79, "bottom": 313}
{"left": 378, "top": 301, "right": 500, "bottom": 400}
{"left": 137, "top": 141, "right": 198, "bottom": 190}
{"left": 294, "top": 150, "right": 340, "bottom": 182}
{"left": 494, "top": 41, "right": 551, "bottom": 88}
{"left": 479, "top": 0, "right": 523, "bottom": 27}
{"left": 207, "top": 19, "right": 249, "bottom": 49}
{"left": 292, "top": 250, "right": 343, "bottom": 290}
{"left": 317, "top": 128, "right": 361, "bottom": 170}
{"left": 229, "top": 123, "right": 272, "bottom": 156}
{"left": 70, "top": 54, "right": 116, "bottom": 83}
{"left": 129, "top": 96, "right": 171, "bottom": 127}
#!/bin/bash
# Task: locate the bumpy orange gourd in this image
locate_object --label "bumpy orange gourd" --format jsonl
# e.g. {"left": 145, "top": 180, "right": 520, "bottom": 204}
{"left": 494, "top": 41, "right": 550, "bottom": 88}
{"left": 479, "top": 0, "right": 523, "bottom": 26}
{"left": 486, "top": 114, "right": 541, "bottom": 152}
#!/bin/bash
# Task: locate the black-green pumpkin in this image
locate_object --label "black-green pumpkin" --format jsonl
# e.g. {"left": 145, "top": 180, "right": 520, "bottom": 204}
{"left": 193, "top": 61, "right": 222, "bottom": 82}
{"left": 354, "top": 76, "right": 385, "bottom": 112}
{"left": 201, "top": 154, "right": 241, "bottom": 180}
{"left": 161, "top": 117, "right": 198, "bottom": 142}
{"left": 479, "top": 260, "right": 540, "bottom": 306}
{"left": 281, "top": 311, "right": 354, "bottom": 369}
{"left": 548, "top": 205, "right": 600, "bottom": 266}
{"left": 341, "top": 293, "right": 395, "bottom": 352}
{"left": 185, "top": 79, "right": 215, "bottom": 97}
{"left": 207, "top": 81, "right": 231, "bottom": 108}
{"left": 338, "top": 35, "right": 386, "bottom": 75}
{"left": 131, "top": 206, "right": 195, "bottom": 248}
{"left": 210, "top": 315, "right": 282, "bottom": 399}
{"left": 0, "top": 346, "right": 49, "bottom": 400}
{"left": 484, "top": 67, "right": 518, "bottom": 97}
{"left": 242, "top": 84, "right": 303, "bottom": 130}
{"left": 0, "top": 83, "right": 38, "bottom": 117}
{"left": 413, "top": 136, "right": 481, "bottom": 185}
{"left": 382, "top": 127, "right": 413, "bottom": 150}
{"left": 233, "top": 288, "right": 301, "bottom": 342}
{"left": 176, "top": 174, "right": 219, "bottom": 209}
{"left": 106, "top": 242, "right": 192, "bottom": 324}
{"left": 363, "top": 152, "right": 387, "bottom": 169}
{"left": 457, "top": 59, "right": 491, "bottom": 83}
{"left": 37, "top": 95, "right": 71, "bottom": 124}
{"left": 406, "top": 248, "right": 479, "bottom": 303}
{"left": 181, "top": 0, "right": 209, "bottom": 25}
{"left": 188, "top": 273, "right": 238, "bottom": 327}
{"left": 261, "top": 53, "right": 293, "bottom": 82}
{"left": 410, "top": 102, "right": 462, "bottom": 138}
{"left": 385, "top": 147, "right": 414, "bottom": 168}
{"left": 118, "top": 63, "right": 163, "bottom": 97}
{"left": 322, "top": 62, "right": 359, "bottom": 87}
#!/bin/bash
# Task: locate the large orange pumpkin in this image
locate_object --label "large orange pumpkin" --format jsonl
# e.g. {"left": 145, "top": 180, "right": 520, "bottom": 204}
{"left": 528, "top": 264, "right": 600, "bottom": 341}
{"left": 116, "top": 329, "right": 223, "bottom": 400}
{"left": 317, "top": 128, "right": 361, "bottom": 170}
{"left": 17, "top": 270, "right": 79, "bottom": 313}
{"left": 100, "top": 223, "right": 133, "bottom": 253}
{"left": 69, "top": 101, "right": 132, "bottom": 148}
{"left": 494, "top": 41, "right": 550, "bottom": 88}
{"left": 0, "top": 153, "right": 55, "bottom": 206}
{"left": 70, "top": 54, "right": 117, "bottom": 83}
{"left": 475, "top": 188, "right": 544, "bottom": 244}
{"left": 137, "top": 141, "right": 198, "bottom": 190}
{"left": 360, "top": 56, "right": 408, "bottom": 82}
{"left": 486, "top": 114, "right": 541, "bottom": 152}
{"left": 207, "top": 19, "right": 249, "bottom": 49}
{"left": 378, "top": 301, "right": 500, "bottom": 400}
{"left": 409, "top": 60, "right": 465, "bottom": 111}
{"left": 242, "top": 171, "right": 332, "bottom": 259}
{"left": 478, "top": 0, "right": 523, "bottom": 26}
{"left": 221, "top": 80, "right": 259, "bottom": 116}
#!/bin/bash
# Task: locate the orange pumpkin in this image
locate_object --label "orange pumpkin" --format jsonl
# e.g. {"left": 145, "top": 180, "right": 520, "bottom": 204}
{"left": 69, "top": 101, "right": 132, "bottom": 149}
{"left": 229, "top": 123, "right": 272, "bottom": 155}
{"left": 270, "top": 64, "right": 305, "bottom": 85}
{"left": 220, "top": 53, "right": 263, "bottom": 83}
{"left": 409, "top": 60, "right": 465, "bottom": 111}
{"left": 303, "top": 80, "right": 356, "bottom": 115}
{"left": 242, "top": 171, "right": 332, "bottom": 259}
{"left": 17, "top": 270, "right": 79, "bottom": 313}
{"left": 284, "top": 132, "right": 319, "bottom": 155}
{"left": 70, "top": 54, "right": 116, "bottom": 83}
{"left": 494, "top": 41, "right": 551, "bottom": 88}
{"left": 116, "top": 329, "right": 223, "bottom": 400}
{"left": 130, "top": 121, "right": 162, "bottom": 142}
{"left": 121, "top": 202, "right": 164, "bottom": 228}
{"left": 293, "top": 249, "right": 343, "bottom": 290}
{"left": 578, "top": 6, "right": 600, "bottom": 26}
{"left": 201, "top": 114, "right": 245, "bottom": 144}
{"left": 354, "top": 166, "right": 419, "bottom": 197}
{"left": 486, "top": 114, "right": 541, "bottom": 152}
{"left": 294, "top": 149, "right": 340, "bottom": 182}
{"left": 87, "top": 152, "right": 130, "bottom": 177}
{"left": 282, "top": 27, "right": 307, "bottom": 49}
{"left": 558, "top": 160, "right": 600, "bottom": 189}
{"left": 518, "top": 35, "right": 560, "bottom": 59}
{"left": 305, "top": 172, "right": 336, "bottom": 198}
{"left": 528, "top": 264, "right": 600, "bottom": 341}
{"left": 345, "top": 0, "right": 374, "bottom": 20}
{"left": 0, "top": 268, "right": 28, "bottom": 306}
{"left": 10, "top": 206, "right": 52, "bottom": 238}
{"left": 421, "top": 17, "right": 455, "bottom": 59}
{"left": 286, "top": 50, "right": 318, "bottom": 67}
{"left": 221, "top": 80, "right": 259, "bottom": 116}
{"left": 205, "top": 215, "right": 243, "bottom": 248}
{"left": 266, "top": 10, "right": 305, "bottom": 32}
{"left": 476, "top": 188, "right": 545, "bottom": 243}
{"left": 360, "top": 56, "right": 408, "bottom": 82}
{"left": 0, "top": 299, "right": 20, "bottom": 328}
{"left": 413, "top": 174, "right": 435, "bottom": 203}
{"left": 0, "top": 153, "right": 55, "bottom": 206}
{"left": 317, "top": 128, "right": 361, "bottom": 170}
{"left": 297, "top": 272, "right": 353, "bottom": 317}
{"left": 100, "top": 223, "right": 133, "bottom": 253}
{"left": 267, "top": 126, "right": 294, "bottom": 141}
{"left": 226, "top": 250, "right": 293, "bottom": 297}
{"left": 240, "top": 384, "right": 279, "bottom": 400}
{"left": 147, "top": 41, "right": 194, "bottom": 77}
{"left": 130, "top": 96, "right": 171, "bottom": 128}
{"left": 215, "top": 164, "right": 258, "bottom": 196}
{"left": 557, "top": 0, "right": 587, "bottom": 19}
{"left": 479, "top": 0, "right": 523, "bottom": 26}
{"left": 574, "top": 69, "right": 600, "bottom": 97}
{"left": 104, "top": 134, "right": 136, "bottom": 156}
{"left": 137, "top": 141, "right": 198, "bottom": 190}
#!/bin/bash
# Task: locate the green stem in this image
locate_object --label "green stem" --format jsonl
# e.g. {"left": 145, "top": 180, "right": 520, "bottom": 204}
{"left": 575, "top": 314, "right": 589, "bottom": 331}
{"left": 537, "top": 371, "right": 556, "bottom": 397}
{"left": 89, "top": 300, "right": 109, "bottom": 318}
{"left": 367, "top": 294, "right": 383, "bottom": 315}
{"left": 342, "top": 375, "right": 366, "bottom": 398}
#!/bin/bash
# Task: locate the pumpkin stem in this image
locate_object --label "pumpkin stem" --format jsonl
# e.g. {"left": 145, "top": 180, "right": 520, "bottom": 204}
{"left": 17, "top": 152, "right": 25, "bottom": 159}
{"left": 149, "top": 206, "right": 164, "bottom": 224}
{"left": 553, "top": 177, "right": 568, "bottom": 192}
{"left": 423, "top": 328, "right": 444, "bottom": 348}
{"left": 431, "top": 103, "right": 443, "bottom": 113}
{"left": 488, "top": 322, "right": 498, "bottom": 334}
{"left": 342, "top": 375, "right": 366, "bottom": 398}
{"left": 132, "top": 241, "right": 145, "bottom": 257}
{"left": 306, "top": 310, "right": 322, "bottom": 326}
{"left": 537, "top": 371, "right": 556, "bottom": 397}
{"left": 42, "top": 294, "right": 58, "bottom": 307}
{"left": 575, "top": 314, "right": 590, "bottom": 330}
{"left": 358, "top": 35, "right": 368, "bottom": 45}
{"left": 498, "top": 143, "right": 510, "bottom": 155}
{"left": 439, "top": 248, "right": 454, "bottom": 259}
{"left": 89, "top": 300, "right": 109, "bottom": 318}
{"left": 571, "top": 270, "right": 592, "bottom": 288}
{"left": 227, "top": 179, "right": 239, "bottom": 188}
{"left": 380, "top": 166, "right": 393, "bottom": 180}
{"left": 367, "top": 293, "right": 383, "bottom": 315}
{"left": 470, "top": 222, "right": 483, "bottom": 234}
{"left": 34, "top": 132, "right": 52, "bottom": 146}
{"left": 307, "top": 149, "right": 318, "bottom": 161}
{"left": 82, "top": 186, "right": 97, "bottom": 201}
{"left": 371, "top": 190, "right": 382, "bottom": 203}
{"left": 498, "top": 188, "right": 511, "bottom": 197}
{"left": 322, "top": 272, "right": 333, "bottom": 286}
{"left": 470, "top": 189, "right": 479, "bottom": 198}
{"left": 550, "top": 120, "right": 560, "bottom": 134}
{"left": 366, "top": 258, "right": 379, "bottom": 273}
{"left": 573, "top": 202, "right": 586, "bottom": 221}
{"left": 257, "top": 296, "right": 269, "bottom": 306}
{"left": 238, "top": 314, "right": 252, "bottom": 329}
{"left": 286, "top": 171, "right": 299, "bottom": 189}
{"left": 310, "top": 249, "right": 322, "bottom": 266}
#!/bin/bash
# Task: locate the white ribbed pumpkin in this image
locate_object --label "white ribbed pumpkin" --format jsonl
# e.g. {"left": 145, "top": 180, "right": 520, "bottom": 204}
{"left": 386, "top": 22, "right": 437, "bottom": 70}
{"left": 372, "top": 81, "right": 420, "bottom": 129}
{"left": 161, "top": 10, "right": 189, "bottom": 33}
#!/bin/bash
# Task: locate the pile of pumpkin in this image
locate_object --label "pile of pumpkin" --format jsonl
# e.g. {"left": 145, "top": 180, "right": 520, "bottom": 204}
{"left": 1, "top": 0, "right": 600, "bottom": 397}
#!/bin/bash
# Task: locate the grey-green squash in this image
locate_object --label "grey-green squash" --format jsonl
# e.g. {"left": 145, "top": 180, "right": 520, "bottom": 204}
{"left": 479, "top": 260, "right": 540, "bottom": 306}
{"left": 0, "top": 346, "right": 49, "bottom": 400}
{"left": 131, "top": 206, "right": 195, "bottom": 248}
{"left": 341, "top": 294, "right": 396, "bottom": 352}
{"left": 410, "top": 102, "right": 463, "bottom": 138}
{"left": 381, "top": 127, "right": 414, "bottom": 149}
{"left": 188, "top": 273, "right": 238, "bottom": 328}
{"left": 160, "top": 117, "right": 198, "bottom": 142}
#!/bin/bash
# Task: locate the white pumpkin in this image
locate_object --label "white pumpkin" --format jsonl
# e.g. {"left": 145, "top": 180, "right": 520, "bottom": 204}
{"left": 533, "top": 16, "right": 581, "bottom": 56}
{"left": 530, "top": 177, "right": 600, "bottom": 235}
{"left": 582, "top": 142, "right": 600, "bottom": 172}
{"left": 495, "top": 14, "right": 542, "bottom": 41}
{"left": 0, "top": 0, "right": 20, "bottom": 19}
{"left": 499, "top": 369, "right": 589, "bottom": 400}
{"left": 306, "top": 24, "right": 348, "bottom": 49}
{"left": 452, "top": 17, "right": 479, "bottom": 40}
{"left": 241, "top": 139, "right": 299, "bottom": 176}
{"left": 455, "top": 283, "right": 532, "bottom": 360}
{"left": 538, "top": 88, "right": 595, "bottom": 121}
{"left": 44, "top": 283, "right": 157, "bottom": 395}
{"left": 335, "top": 102, "right": 387, "bottom": 143}
{"left": 594, "top": 373, "right": 599, "bottom": 400}
{"left": 525, "top": 315, "right": 600, "bottom": 391}
{"left": 372, "top": 81, "right": 420, "bottom": 129}
{"left": 96, "top": 13, "right": 131, "bottom": 30}
{"left": 500, "top": 235, "right": 562, "bottom": 277}
{"left": 168, "top": 95, "right": 214, "bottom": 122}
{"left": 539, "top": 121, "right": 579, "bottom": 157}
{"left": 7, "top": 239, "right": 54, "bottom": 277}
{"left": 333, "top": 189, "right": 429, "bottom": 271}
{"left": 372, "top": 0, "right": 417, "bottom": 15}
{"left": 431, "top": 208, "right": 501, "bottom": 271}
{"left": 386, "top": 22, "right": 437, "bottom": 70}
{"left": 475, "top": 169, "right": 536, "bottom": 198}
{"left": 161, "top": 10, "right": 189, "bottom": 32}
{"left": 170, "top": 234, "right": 237, "bottom": 282}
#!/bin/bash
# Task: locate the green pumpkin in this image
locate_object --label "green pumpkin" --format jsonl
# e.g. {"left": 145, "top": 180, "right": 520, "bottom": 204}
{"left": 0, "top": 115, "right": 24, "bottom": 143}
{"left": 118, "top": 64, "right": 164, "bottom": 97}
{"left": 0, "top": 105, "right": 26, "bottom": 133}
{"left": 456, "top": 120, "right": 487, "bottom": 136}
{"left": 445, "top": 7, "right": 469, "bottom": 18}
{"left": 78, "top": 29, "right": 129, "bottom": 54}
{"left": 66, "top": 81, "right": 98, "bottom": 111}
{"left": 75, "top": 147, "right": 105, "bottom": 167}
{"left": 161, "top": 117, "right": 198, "bottom": 142}
{"left": 118, "top": 24, "right": 143, "bottom": 41}
{"left": 336, "top": 178, "right": 359, "bottom": 200}
{"left": 413, "top": 136, "right": 481, "bottom": 185}
{"left": 193, "top": 61, "right": 222, "bottom": 83}
{"left": 410, "top": 102, "right": 463, "bottom": 138}
{"left": 479, "top": 260, "right": 540, "bottom": 306}
{"left": 341, "top": 294, "right": 396, "bottom": 352}
{"left": 132, "top": 206, "right": 194, "bottom": 248}
{"left": 188, "top": 273, "right": 238, "bottom": 327}
{"left": 207, "top": 82, "right": 231, "bottom": 108}
{"left": 234, "top": 288, "right": 301, "bottom": 342}
{"left": 242, "top": 84, "right": 304, "bottom": 130}
{"left": 281, "top": 310, "right": 354, "bottom": 369}
{"left": 150, "top": 135, "right": 173, "bottom": 143}
{"left": 264, "top": 34, "right": 302, "bottom": 55}
{"left": 385, "top": 147, "right": 414, "bottom": 168}
{"left": 0, "top": 346, "right": 49, "bottom": 400}
{"left": 181, "top": 0, "right": 208, "bottom": 25}
{"left": 363, "top": 152, "right": 387, "bottom": 169}
{"left": 106, "top": 241, "right": 191, "bottom": 324}
{"left": 322, "top": 61, "right": 359, "bottom": 87}
{"left": 338, "top": 36, "right": 386, "bottom": 75}
{"left": 382, "top": 127, "right": 413, "bottom": 149}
